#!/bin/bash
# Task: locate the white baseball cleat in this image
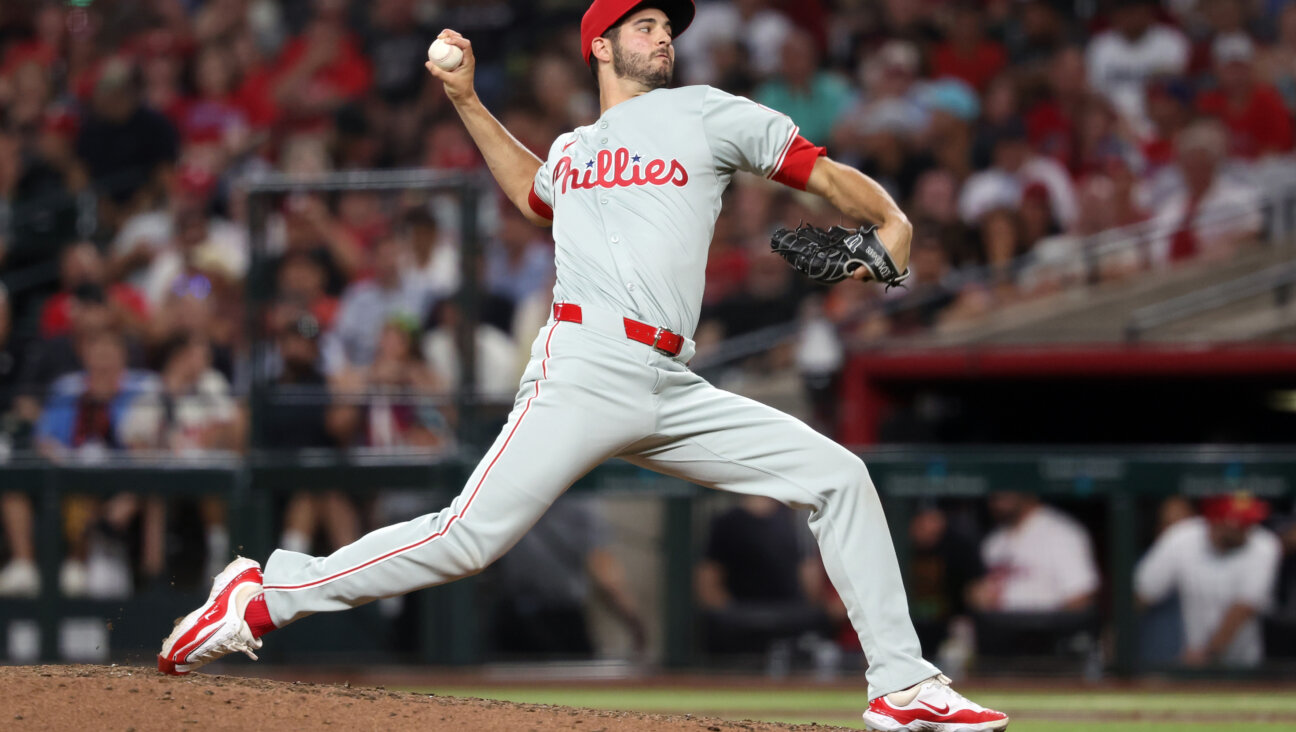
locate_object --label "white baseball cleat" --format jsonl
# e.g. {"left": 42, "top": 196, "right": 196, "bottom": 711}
{"left": 157, "top": 557, "right": 264, "bottom": 676}
{"left": 863, "top": 674, "right": 1009, "bottom": 731}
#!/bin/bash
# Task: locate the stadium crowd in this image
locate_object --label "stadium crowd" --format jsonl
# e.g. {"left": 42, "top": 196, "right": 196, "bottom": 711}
{"left": 0, "top": 0, "right": 1295, "bottom": 667}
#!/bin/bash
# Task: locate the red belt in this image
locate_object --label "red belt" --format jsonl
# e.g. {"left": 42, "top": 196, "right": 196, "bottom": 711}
{"left": 553, "top": 303, "right": 684, "bottom": 357}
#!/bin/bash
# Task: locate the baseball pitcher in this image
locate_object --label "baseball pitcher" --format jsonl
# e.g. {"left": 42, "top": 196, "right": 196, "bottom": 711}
{"left": 159, "top": 2, "right": 1008, "bottom": 729}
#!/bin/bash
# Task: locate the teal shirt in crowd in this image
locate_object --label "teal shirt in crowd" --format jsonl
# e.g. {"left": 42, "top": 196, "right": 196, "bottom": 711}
{"left": 755, "top": 72, "right": 853, "bottom": 148}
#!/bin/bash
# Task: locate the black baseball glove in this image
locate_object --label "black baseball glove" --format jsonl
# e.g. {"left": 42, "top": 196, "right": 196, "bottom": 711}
{"left": 770, "top": 224, "right": 911, "bottom": 288}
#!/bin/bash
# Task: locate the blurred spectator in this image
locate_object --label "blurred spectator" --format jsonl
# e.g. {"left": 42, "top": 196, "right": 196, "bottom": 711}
{"left": 264, "top": 312, "right": 361, "bottom": 555}
{"left": 119, "top": 334, "right": 239, "bottom": 580}
{"left": 1148, "top": 119, "right": 1261, "bottom": 266}
{"left": 1136, "top": 494, "right": 1282, "bottom": 667}
{"left": 1023, "top": 162, "right": 1148, "bottom": 293}
{"left": 484, "top": 205, "right": 555, "bottom": 307}
{"left": 1197, "top": 32, "right": 1295, "bottom": 160}
{"left": 19, "top": 285, "right": 146, "bottom": 405}
{"left": 906, "top": 503, "right": 985, "bottom": 659}
{"left": 41, "top": 242, "right": 149, "bottom": 340}
{"left": 930, "top": 4, "right": 1007, "bottom": 94}
{"left": 269, "top": 0, "right": 373, "bottom": 131}
{"left": 31, "top": 330, "right": 159, "bottom": 596}
{"left": 490, "top": 495, "right": 646, "bottom": 658}
{"left": 111, "top": 165, "right": 246, "bottom": 303}
{"left": 331, "top": 235, "right": 431, "bottom": 369}
{"left": 1086, "top": 0, "right": 1190, "bottom": 136}
{"left": 754, "top": 29, "right": 852, "bottom": 147}
{"left": 1025, "top": 47, "right": 1090, "bottom": 169}
{"left": 531, "top": 54, "right": 597, "bottom": 132}
{"left": 421, "top": 294, "right": 518, "bottom": 395}
{"left": 888, "top": 234, "right": 957, "bottom": 333}
{"left": 336, "top": 191, "right": 389, "bottom": 253}
{"left": 330, "top": 315, "right": 451, "bottom": 451}
{"left": 1137, "top": 495, "right": 1195, "bottom": 664}
{"left": 1257, "top": 3, "right": 1296, "bottom": 114}
{"left": 275, "top": 251, "right": 340, "bottom": 332}
{"left": 959, "top": 117, "right": 1078, "bottom": 229}
{"left": 695, "top": 496, "right": 831, "bottom": 658}
{"left": 74, "top": 57, "right": 179, "bottom": 214}
{"left": 969, "top": 493, "right": 1101, "bottom": 662}
{"left": 1004, "top": 0, "right": 1075, "bottom": 71}
{"left": 1141, "top": 76, "right": 1197, "bottom": 172}
{"left": 833, "top": 41, "right": 931, "bottom": 164}
{"left": 402, "top": 208, "right": 460, "bottom": 301}
{"left": 120, "top": 334, "right": 239, "bottom": 456}
{"left": 675, "top": 0, "right": 793, "bottom": 85}
{"left": 971, "top": 492, "right": 1100, "bottom": 613}
{"left": 361, "top": 0, "right": 432, "bottom": 107}
{"left": 34, "top": 330, "right": 156, "bottom": 460}
{"left": 0, "top": 491, "right": 38, "bottom": 597}
{"left": 0, "top": 283, "right": 39, "bottom": 597}
{"left": 251, "top": 192, "right": 363, "bottom": 306}
{"left": 176, "top": 44, "right": 254, "bottom": 156}
{"left": 139, "top": 33, "right": 187, "bottom": 125}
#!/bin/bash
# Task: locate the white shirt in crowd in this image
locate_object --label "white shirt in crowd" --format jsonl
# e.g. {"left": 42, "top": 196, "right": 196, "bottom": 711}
{"left": 673, "top": 1, "right": 792, "bottom": 83}
{"left": 119, "top": 370, "right": 238, "bottom": 455}
{"left": 113, "top": 211, "right": 248, "bottom": 305}
{"left": 982, "top": 504, "right": 1101, "bottom": 612}
{"left": 957, "top": 156, "right": 1078, "bottom": 228}
{"left": 421, "top": 324, "right": 519, "bottom": 396}
{"left": 1135, "top": 516, "right": 1282, "bottom": 667}
{"left": 1086, "top": 24, "right": 1189, "bottom": 135}
{"left": 1145, "top": 178, "right": 1262, "bottom": 267}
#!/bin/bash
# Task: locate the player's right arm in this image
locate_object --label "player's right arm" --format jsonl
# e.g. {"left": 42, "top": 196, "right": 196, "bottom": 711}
{"left": 426, "top": 30, "right": 552, "bottom": 227}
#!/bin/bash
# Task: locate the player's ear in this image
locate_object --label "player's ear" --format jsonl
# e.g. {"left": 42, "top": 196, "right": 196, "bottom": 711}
{"left": 590, "top": 36, "right": 613, "bottom": 65}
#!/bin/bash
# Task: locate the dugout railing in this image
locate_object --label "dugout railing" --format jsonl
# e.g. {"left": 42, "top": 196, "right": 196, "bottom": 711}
{"left": 2, "top": 446, "right": 1293, "bottom": 678}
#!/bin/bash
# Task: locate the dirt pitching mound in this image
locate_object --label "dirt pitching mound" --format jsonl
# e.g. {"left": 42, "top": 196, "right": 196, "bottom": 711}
{"left": 1, "top": 665, "right": 855, "bottom": 731}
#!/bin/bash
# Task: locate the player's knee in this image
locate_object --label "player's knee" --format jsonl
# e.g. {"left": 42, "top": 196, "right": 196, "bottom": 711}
{"left": 810, "top": 451, "right": 874, "bottom": 507}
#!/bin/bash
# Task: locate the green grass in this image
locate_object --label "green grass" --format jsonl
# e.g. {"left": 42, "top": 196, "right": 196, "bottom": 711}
{"left": 411, "top": 685, "right": 1296, "bottom": 731}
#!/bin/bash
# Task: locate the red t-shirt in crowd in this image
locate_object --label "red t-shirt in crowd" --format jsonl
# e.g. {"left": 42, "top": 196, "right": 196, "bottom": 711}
{"left": 40, "top": 284, "right": 151, "bottom": 339}
{"left": 1197, "top": 84, "right": 1295, "bottom": 159}
{"left": 267, "top": 33, "right": 372, "bottom": 131}
{"left": 930, "top": 42, "right": 1008, "bottom": 93}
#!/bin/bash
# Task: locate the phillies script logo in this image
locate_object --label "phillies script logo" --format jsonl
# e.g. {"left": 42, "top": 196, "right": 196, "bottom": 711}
{"left": 553, "top": 148, "right": 688, "bottom": 194}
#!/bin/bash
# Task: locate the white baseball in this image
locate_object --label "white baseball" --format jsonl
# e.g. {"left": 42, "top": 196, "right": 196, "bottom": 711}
{"left": 428, "top": 39, "right": 464, "bottom": 71}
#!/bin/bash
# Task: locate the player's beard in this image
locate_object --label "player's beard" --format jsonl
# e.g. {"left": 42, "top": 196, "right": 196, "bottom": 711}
{"left": 611, "top": 40, "right": 672, "bottom": 90}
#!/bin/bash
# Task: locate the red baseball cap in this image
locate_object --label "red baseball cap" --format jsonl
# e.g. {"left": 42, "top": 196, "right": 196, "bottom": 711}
{"left": 1201, "top": 493, "right": 1270, "bottom": 526}
{"left": 581, "top": 0, "right": 696, "bottom": 65}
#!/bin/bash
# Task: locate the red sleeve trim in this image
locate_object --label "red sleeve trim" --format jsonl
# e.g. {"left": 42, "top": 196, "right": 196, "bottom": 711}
{"left": 527, "top": 184, "right": 554, "bottom": 221}
{"left": 770, "top": 135, "right": 827, "bottom": 190}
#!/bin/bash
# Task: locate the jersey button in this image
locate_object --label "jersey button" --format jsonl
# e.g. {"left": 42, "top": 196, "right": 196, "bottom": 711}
{"left": 600, "top": 137, "right": 608, "bottom": 145}
{"left": 600, "top": 197, "right": 608, "bottom": 205}
{"left": 611, "top": 235, "right": 620, "bottom": 243}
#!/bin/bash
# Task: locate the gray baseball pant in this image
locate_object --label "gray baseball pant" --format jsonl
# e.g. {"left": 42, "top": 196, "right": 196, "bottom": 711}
{"left": 261, "top": 308, "right": 938, "bottom": 698}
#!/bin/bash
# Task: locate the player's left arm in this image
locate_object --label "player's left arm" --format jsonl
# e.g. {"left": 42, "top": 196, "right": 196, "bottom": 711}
{"left": 804, "top": 157, "right": 913, "bottom": 282}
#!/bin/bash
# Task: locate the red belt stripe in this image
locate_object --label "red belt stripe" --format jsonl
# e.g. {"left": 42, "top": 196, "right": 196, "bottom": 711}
{"left": 552, "top": 303, "right": 683, "bottom": 357}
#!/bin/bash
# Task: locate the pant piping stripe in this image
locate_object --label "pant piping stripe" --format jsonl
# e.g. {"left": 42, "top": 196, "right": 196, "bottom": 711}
{"left": 262, "top": 321, "right": 560, "bottom": 593}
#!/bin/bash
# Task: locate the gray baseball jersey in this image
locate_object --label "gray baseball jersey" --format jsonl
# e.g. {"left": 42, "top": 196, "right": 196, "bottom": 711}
{"left": 260, "top": 85, "right": 938, "bottom": 699}
{"left": 527, "top": 86, "right": 823, "bottom": 337}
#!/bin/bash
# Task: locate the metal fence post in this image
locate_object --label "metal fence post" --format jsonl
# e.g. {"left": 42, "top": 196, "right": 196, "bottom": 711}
{"left": 662, "top": 494, "right": 695, "bottom": 668}
{"left": 37, "top": 468, "right": 61, "bottom": 661}
{"left": 1108, "top": 489, "right": 1138, "bottom": 677}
